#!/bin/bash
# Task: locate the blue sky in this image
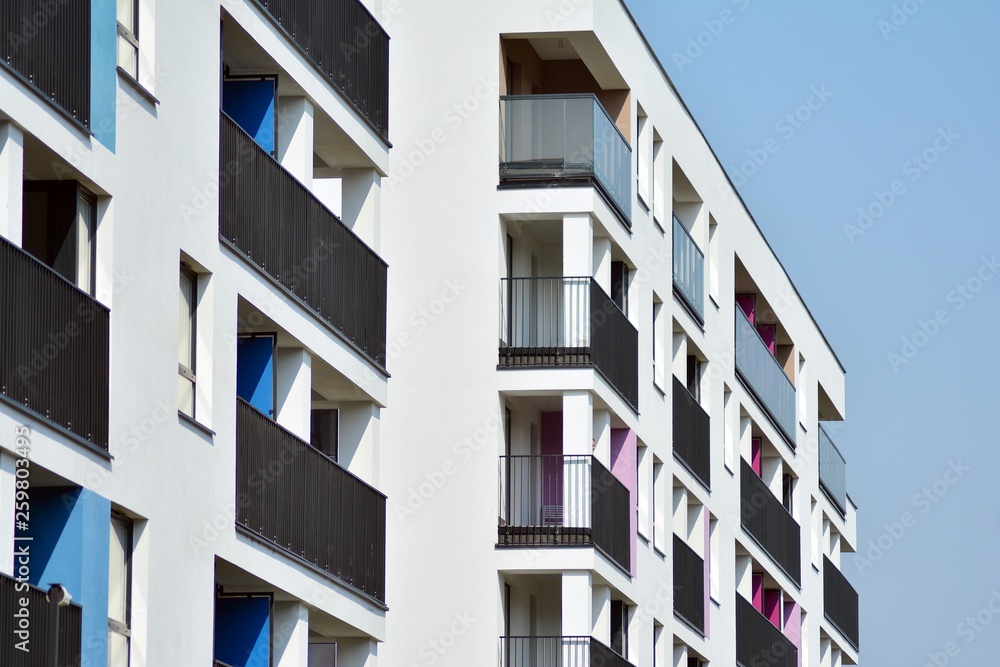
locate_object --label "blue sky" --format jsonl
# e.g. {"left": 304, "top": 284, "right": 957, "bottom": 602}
{"left": 624, "top": 1, "right": 1000, "bottom": 663}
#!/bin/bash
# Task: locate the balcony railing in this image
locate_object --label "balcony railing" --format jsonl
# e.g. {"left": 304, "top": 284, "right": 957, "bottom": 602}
{"left": 736, "top": 595, "right": 797, "bottom": 667}
{"left": 498, "top": 455, "right": 631, "bottom": 573}
{"left": 249, "top": 0, "right": 389, "bottom": 140}
{"left": 824, "top": 556, "right": 860, "bottom": 651}
{"left": 672, "top": 216, "right": 704, "bottom": 322}
{"left": 673, "top": 535, "right": 705, "bottom": 634}
{"left": 734, "top": 304, "right": 796, "bottom": 445}
{"left": 499, "top": 636, "right": 633, "bottom": 667}
{"left": 0, "top": 571, "right": 83, "bottom": 666}
{"left": 0, "top": 235, "right": 109, "bottom": 450}
{"left": 236, "top": 399, "right": 386, "bottom": 603}
{"left": 740, "top": 460, "right": 801, "bottom": 585}
{"left": 220, "top": 113, "right": 388, "bottom": 369}
{"left": 498, "top": 277, "right": 638, "bottom": 410}
{"left": 672, "top": 376, "right": 710, "bottom": 490}
{"left": 0, "top": 1, "right": 90, "bottom": 129}
{"left": 818, "top": 425, "right": 847, "bottom": 516}
{"left": 500, "top": 94, "right": 632, "bottom": 226}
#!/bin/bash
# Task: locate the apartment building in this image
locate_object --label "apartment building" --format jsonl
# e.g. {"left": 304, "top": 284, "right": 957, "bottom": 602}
{"left": 0, "top": 0, "right": 391, "bottom": 665}
{"left": 380, "top": 1, "right": 860, "bottom": 666}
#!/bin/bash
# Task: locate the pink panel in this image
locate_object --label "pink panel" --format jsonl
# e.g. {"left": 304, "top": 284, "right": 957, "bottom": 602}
{"left": 736, "top": 294, "right": 756, "bottom": 324}
{"left": 704, "top": 507, "right": 711, "bottom": 639}
{"left": 540, "top": 412, "right": 563, "bottom": 511}
{"left": 610, "top": 428, "right": 638, "bottom": 576}
{"left": 756, "top": 324, "right": 777, "bottom": 355}
{"left": 751, "top": 438, "right": 762, "bottom": 476}
{"left": 752, "top": 574, "right": 763, "bottom": 612}
{"left": 764, "top": 590, "right": 781, "bottom": 629}
{"left": 783, "top": 600, "right": 802, "bottom": 667}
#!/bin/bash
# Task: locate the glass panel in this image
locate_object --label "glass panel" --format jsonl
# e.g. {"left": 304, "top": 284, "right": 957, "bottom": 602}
{"left": 178, "top": 375, "right": 194, "bottom": 418}
{"left": 108, "top": 520, "right": 129, "bottom": 623}
{"left": 117, "top": 0, "right": 134, "bottom": 30}
{"left": 178, "top": 272, "right": 194, "bottom": 367}
{"left": 76, "top": 194, "right": 94, "bottom": 294}
{"left": 117, "top": 35, "right": 137, "bottom": 78}
{"left": 108, "top": 629, "right": 129, "bottom": 667}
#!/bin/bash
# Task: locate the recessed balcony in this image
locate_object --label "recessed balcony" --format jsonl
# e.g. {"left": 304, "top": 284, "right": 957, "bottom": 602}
{"left": 673, "top": 534, "right": 706, "bottom": 635}
{"left": 740, "top": 460, "right": 801, "bottom": 585}
{"left": 734, "top": 304, "right": 796, "bottom": 445}
{"left": 498, "top": 635, "right": 634, "bottom": 667}
{"left": 736, "top": 594, "right": 798, "bottom": 667}
{"left": 0, "top": 235, "right": 109, "bottom": 451}
{"left": 672, "top": 376, "right": 710, "bottom": 490}
{"left": 824, "top": 556, "right": 860, "bottom": 652}
{"left": 498, "top": 454, "right": 631, "bottom": 574}
{"left": 819, "top": 425, "right": 847, "bottom": 516}
{"left": 498, "top": 276, "right": 638, "bottom": 411}
{"left": 500, "top": 94, "right": 632, "bottom": 227}
{"left": 672, "top": 215, "right": 705, "bottom": 323}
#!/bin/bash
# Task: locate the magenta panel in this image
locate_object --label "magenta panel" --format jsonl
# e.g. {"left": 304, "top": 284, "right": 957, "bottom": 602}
{"left": 736, "top": 293, "right": 756, "bottom": 324}
{"left": 783, "top": 600, "right": 802, "bottom": 667}
{"left": 610, "top": 428, "right": 638, "bottom": 576}
{"left": 752, "top": 574, "right": 763, "bottom": 612}
{"left": 751, "top": 438, "right": 762, "bottom": 476}
{"left": 764, "top": 590, "right": 781, "bottom": 628}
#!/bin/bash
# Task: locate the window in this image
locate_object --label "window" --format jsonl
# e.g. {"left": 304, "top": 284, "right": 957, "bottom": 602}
{"left": 22, "top": 181, "right": 97, "bottom": 294}
{"left": 652, "top": 457, "right": 665, "bottom": 551}
{"left": 117, "top": 0, "right": 139, "bottom": 79}
{"left": 708, "top": 216, "right": 719, "bottom": 300}
{"left": 178, "top": 264, "right": 197, "bottom": 419}
{"left": 653, "top": 298, "right": 665, "bottom": 389}
{"left": 636, "top": 108, "right": 651, "bottom": 207}
{"left": 611, "top": 261, "right": 629, "bottom": 315}
{"left": 108, "top": 513, "right": 133, "bottom": 667}
{"left": 652, "top": 132, "right": 666, "bottom": 225}
{"left": 637, "top": 442, "right": 651, "bottom": 538}
{"left": 723, "top": 386, "right": 735, "bottom": 472}
{"left": 610, "top": 600, "right": 629, "bottom": 658}
{"left": 782, "top": 473, "right": 795, "bottom": 515}
{"left": 311, "top": 409, "right": 339, "bottom": 460}
{"left": 709, "top": 516, "right": 720, "bottom": 602}
{"left": 686, "top": 356, "right": 702, "bottom": 403}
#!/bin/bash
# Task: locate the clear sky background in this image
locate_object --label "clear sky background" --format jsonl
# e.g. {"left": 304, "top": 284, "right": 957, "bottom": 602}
{"left": 624, "top": 1, "right": 1000, "bottom": 663}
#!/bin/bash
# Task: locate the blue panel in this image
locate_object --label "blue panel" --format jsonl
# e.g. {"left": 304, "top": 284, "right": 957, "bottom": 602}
{"left": 215, "top": 596, "right": 271, "bottom": 667}
{"left": 91, "top": 0, "right": 117, "bottom": 150}
{"left": 237, "top": 336, "right": 275, "bottom": 416}
{"left": 223, "top": 79, "right": 277, "bottom": 154}
{"left": 18, "top": 487, "right": 111, "bottom": 667}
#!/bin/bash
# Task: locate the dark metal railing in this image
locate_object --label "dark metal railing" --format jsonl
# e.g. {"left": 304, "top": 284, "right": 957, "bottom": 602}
{"left": 673, "top": 534, "right": 705, "bottom": 634}
{"left": 734, "top": 304, "right": 796, "bottom": 446}
{"left": 498, "top": 277, "right": 638, "bottom": 410}
{"left": 220, "top": 113, "right": 387, "bottom": 369}
{"left": 672, "top": 376, "right": 710, "bottom": 490}
{"left": 498, "top": 636, "right": 633, "bottom": 667}
{"left": 0, "top": 1, "right": 90, "bottom": 129}
{"left": 818, "top": 425, "right": 847, "bottom": 516}
{"left": 672, "top": 216, "right": 704, "bottom": 321}
{"left": 740, "top": 460, "right": 801, "bottom": 585}
{"left": 823, "top": 556, "right": 860, "bottom": 651}
{"left": 498, "top": 455, "right": 631, "bottom": 573}
{"left": 736, "top": 595, "right": 797, "bottom": 667}
{"left": 500, "top": 94, "right": 632, "bottom": 226}
{"left": 0, "top": 235, "right": 109, "bottom": 450}
{"left": 249, "top": 0, "right": 389, "bottom": 140}
{"left": 236, "top": 399, "right": 386, "bottom": 603}
{"left": 0, "top": 571, "right": 83, "bottom": 666}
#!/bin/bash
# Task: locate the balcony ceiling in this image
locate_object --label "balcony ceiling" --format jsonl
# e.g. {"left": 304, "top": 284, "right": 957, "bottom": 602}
{"left": 506, "top": 31, "right": 628, "bottom": 90}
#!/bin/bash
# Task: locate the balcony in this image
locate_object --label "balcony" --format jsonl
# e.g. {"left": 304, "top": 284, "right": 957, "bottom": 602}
{"left": 736, "top": 595, "right": 797, "bottom": 667}
{"left": 0, "top": 235, "right": 109, "bottom": 451}
{"left": 220, "top": 113, "right": 388, "bottom": 369}
{"left": 247, "top": 0, "right": 389, "bottom": 140}
{"left": 740, "top": 461, "right": 801, "bottom": 585}
{"left": 819, "top": 425, "right": 847, "bottom": 516}
{"left": 0, "top": 1, "right": 90, "bottom": 129}
{"left": 672, "top": 376, "right": 710, "bottom": 490}
{"left": 499, "top": 636, "right": 633, "bottom": 667}
{"left": 734, "top": 304, "right": 796, "bottom": 445}
{"left": 498, "top": 455, "right": 631, "bottom": 574}
{"left": 1, "top": 571, "right": 83, "bottom": 666}
{"left": 824, "top": 557, "right": 860, "bottom": 651}
{"left": 499, "top": 277, "right": 638, "bottom": 411}
{"left": 235, "top": 399, "right": 386, "bottom": 603}
{"left": 500, "top": 95, "right": 632, "bottom": 227}
{"left": 673, "top": 535, "right": 705, "bottom": 634}
{"left": 672, "top": 216, "right": 705, "bottom": 322}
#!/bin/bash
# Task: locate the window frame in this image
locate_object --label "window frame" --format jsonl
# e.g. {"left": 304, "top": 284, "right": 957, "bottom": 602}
{"left": 178, "top": 263, "right": 198, "bottom": 419}
{"left": 108, "top": 511, "right": 133, "bottom": 666}
{"left": 117, "top": 0, "right": 140, "bottom": 80}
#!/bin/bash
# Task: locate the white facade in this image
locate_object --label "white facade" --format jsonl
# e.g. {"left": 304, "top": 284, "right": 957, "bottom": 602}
{"left": 380, "top": 1, "right": 858, "bottom": 666}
